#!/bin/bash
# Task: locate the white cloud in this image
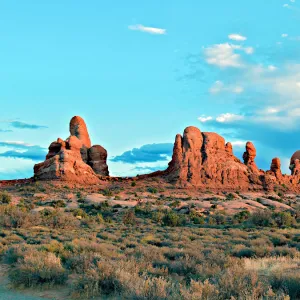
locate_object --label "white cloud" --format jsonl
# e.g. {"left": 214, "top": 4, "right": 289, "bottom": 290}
{"left": 216, "top": 113, "right": 244, "bottom": 123}
{"left": 198, "top": 115, "right": 213, "bottom": 123}
{"left": 283, "top": 3, "right": 290, "bottom": 8}
{"left": 231, "top": 141, "right": 247, "bottom": 148}
{"left": 228, "top": 34, "right": 247, "bottom": 41}
{"left": 210, "top": 81, "right": 244, "bottom": 94}
{"left": 281, "top": 33, "right": 288, "bottom": 38}
{"left": 204, "top": 43, "right": 254, "bottom": 68}
{"left": 268, "top": 65, "right": 277, "bottom": 71}
{"left": 128, "top": 24, "right": 166, "bottom": 35}
{"left": 264, "top": 107, "right": 280, "bottom": 114}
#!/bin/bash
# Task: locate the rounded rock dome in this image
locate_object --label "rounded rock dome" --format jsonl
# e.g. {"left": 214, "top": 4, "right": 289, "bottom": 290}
{"left": 290, "top": 150, "right": 300, "bottom": 165}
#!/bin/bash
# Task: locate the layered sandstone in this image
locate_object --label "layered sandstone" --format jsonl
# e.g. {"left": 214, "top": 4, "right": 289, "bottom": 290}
{"left": 34, "top": 116, "right": 109, "bottom": 183}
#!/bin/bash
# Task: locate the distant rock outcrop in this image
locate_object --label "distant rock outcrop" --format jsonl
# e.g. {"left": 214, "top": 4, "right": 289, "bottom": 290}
{"left": 33, "top": 117, "right": 299, "bottom": 191}
{"left": 162, "top": 126, "right": 300, "bottom": 191}
{"left": 34, "top": 116, "right": 109, "bottom": 183}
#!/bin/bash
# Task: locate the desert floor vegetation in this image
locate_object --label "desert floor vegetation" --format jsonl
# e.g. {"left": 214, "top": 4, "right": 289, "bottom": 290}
{"left": 0, "top": 180, "right": 299, "bottom": 299}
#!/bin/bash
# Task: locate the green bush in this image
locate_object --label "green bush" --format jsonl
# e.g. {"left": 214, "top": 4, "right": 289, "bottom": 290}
{"left": 272, "top": 212, "right": 296, "bottom": 227}
{"left": 162, "top": 211, "right": 181, "bottom": 227}
{"left": 249, "top": 210, "right": 275, "bottom": 227}
{"left": 0, "top": 191, "right": 12, "bottom": 204}
{"left": 147, "top": 187, "right": 158, "bottom": 194}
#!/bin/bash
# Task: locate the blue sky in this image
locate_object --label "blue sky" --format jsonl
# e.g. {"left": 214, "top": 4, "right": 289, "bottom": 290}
{"left": 1, "top": 0, "right": 300, "bottom": 179}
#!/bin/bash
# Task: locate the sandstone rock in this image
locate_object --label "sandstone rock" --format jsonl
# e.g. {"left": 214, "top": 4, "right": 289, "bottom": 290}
{"left": 290, "top": 150, "right": 300, "bottom": 175}
{"left": 243, "top": 142, "right": 258, "bottom": 172}
{"left": 34, "top": 116, "right": 109, "bottom": 183}
{"left": 70, "top": 116, "right": 91, "bottom": 148}
{"left": 270, "top": 157, "right": 281, "bottom": 177}
{"left": 34, "top": 149, "right": 99, "bottom": 184}
{"left": 88, "top": 145, "right": 109, "bottom": 176}
{"left": 166, "top": 126, "right": 202, "bottom": 184}
{"left": 46, "top": 138, "right": 66, "bottom": 160}
{"left": 225, "top": 142, "right": 233, "bottom": 154}
{"left": 291, "top": 159, "right": 300, "bottom": 176}
{"left": 165, "top": 127, "right": 249, "bottom": 189}
{"left": 161, "top": 126, "right": 300, "bottom": 191}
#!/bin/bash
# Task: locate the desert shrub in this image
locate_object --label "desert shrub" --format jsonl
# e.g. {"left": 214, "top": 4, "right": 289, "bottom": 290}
{"left": 0, "top": 205, "right": 40, "bottom": 228}
{"left": 162, "top": 211, "right": 186, "bottom": 227}
{"left": 271, "top": 246, "right": 299, "bottom": 258}
{"left": 216, "top": 264, "right": 271, "bottom": 299}
{"left": 123, "top": 210, "right": 136, "bottom": 225}
{"left": 71, "top": 208, "right": 88, "bottom": 218}
{"left": 41, "top": 209, "right": 80, "bottom": 229}
{"left": 147, "top": 187, "right": 158, "bottom": 194}
{"left": 272, "top": 212, "right": 296, "bottom": 227}
{"left": 51, "top": 200, "right": 66, "bottom": 208}
{"left": 9, "top": 251, "right": 67, "bottom": 287}
{"left": 151, "top": 211, "right": 164, "bottom": 223}
{"left": 135, "top": 202, "right": 152, "bottom": 216}
{"left": 249, "top": 210, "right": 275, "bottom": 227}
{"left": 73, "top": 260, "right": 175, "bottom": 299}
{"left": 271, "top": 272, "right": 300, "bottom": 299}
{"left": 169, "top": 200, "right": 181, "bottom": 208}
{"left": 226, "top": 193, "right": 235, "bottom": 201}
{"left": 101, "top": 189, "right": 113, "bottom": 197}
{"left": 3, "top": 245, "right": 32, "bottom": 264}
{"left": 269, "top": 234, "right": 288, "bottom": 247}
{"left": 64, "top": 252, "right": 101, "bottom": 273}
{"left": 131, "top": 181, "right": 136, "bottom": 187}
{"left": 233, "top": 247, "right": 256, "bottom": 258}
{"left": 192, "top": 216, "right": 205, "bottom": 225}
{"left": 234, "top": 210, "right": 250, "bottom": 223}
{"left": 180, "top": 279, "right": 219, "bottom": 300}
{"left": 0, "top": 191, "right": 12, "bottom": 204}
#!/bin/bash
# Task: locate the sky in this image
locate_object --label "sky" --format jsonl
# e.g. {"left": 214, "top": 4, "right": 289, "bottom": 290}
{"left": 1, "top": 0, "right": 300, "bottom": 179}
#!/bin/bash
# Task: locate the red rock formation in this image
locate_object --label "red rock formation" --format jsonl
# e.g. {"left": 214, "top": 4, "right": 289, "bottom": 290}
{"left": 34, "top": 116, "right": 109, "bottom": 183}
{"left": 243, "top": 142, "right": 258, "bottom": 172}
{"left": 88, "top": 145, "right": 109, "bottom": 176}
{"left": 70, "top": 116, "right": 92, "bottom": 148}
{"left": 164, "top": 127, "right": 250, "bottom": 189}
{"left": 290, "top": 151, "right": 300, "bottom": 175}
{"left": 163, "top": 126, "right": 300, "bottom": 191}
{"left": 270, "top": 158, "right": 282, "bottom": 177}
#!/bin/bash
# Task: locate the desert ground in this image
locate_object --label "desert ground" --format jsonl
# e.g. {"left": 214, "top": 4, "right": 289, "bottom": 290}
{"left": 0, "top": 178, "right": 299, "bottom": 299}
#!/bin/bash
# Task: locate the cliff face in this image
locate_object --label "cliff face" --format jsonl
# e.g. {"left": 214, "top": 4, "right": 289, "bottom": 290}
{"left": 163, "top": 126, "right": 300, "bottom": 191}
{"left": 34, "top": 116, "right": 109, "bottom": 183}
